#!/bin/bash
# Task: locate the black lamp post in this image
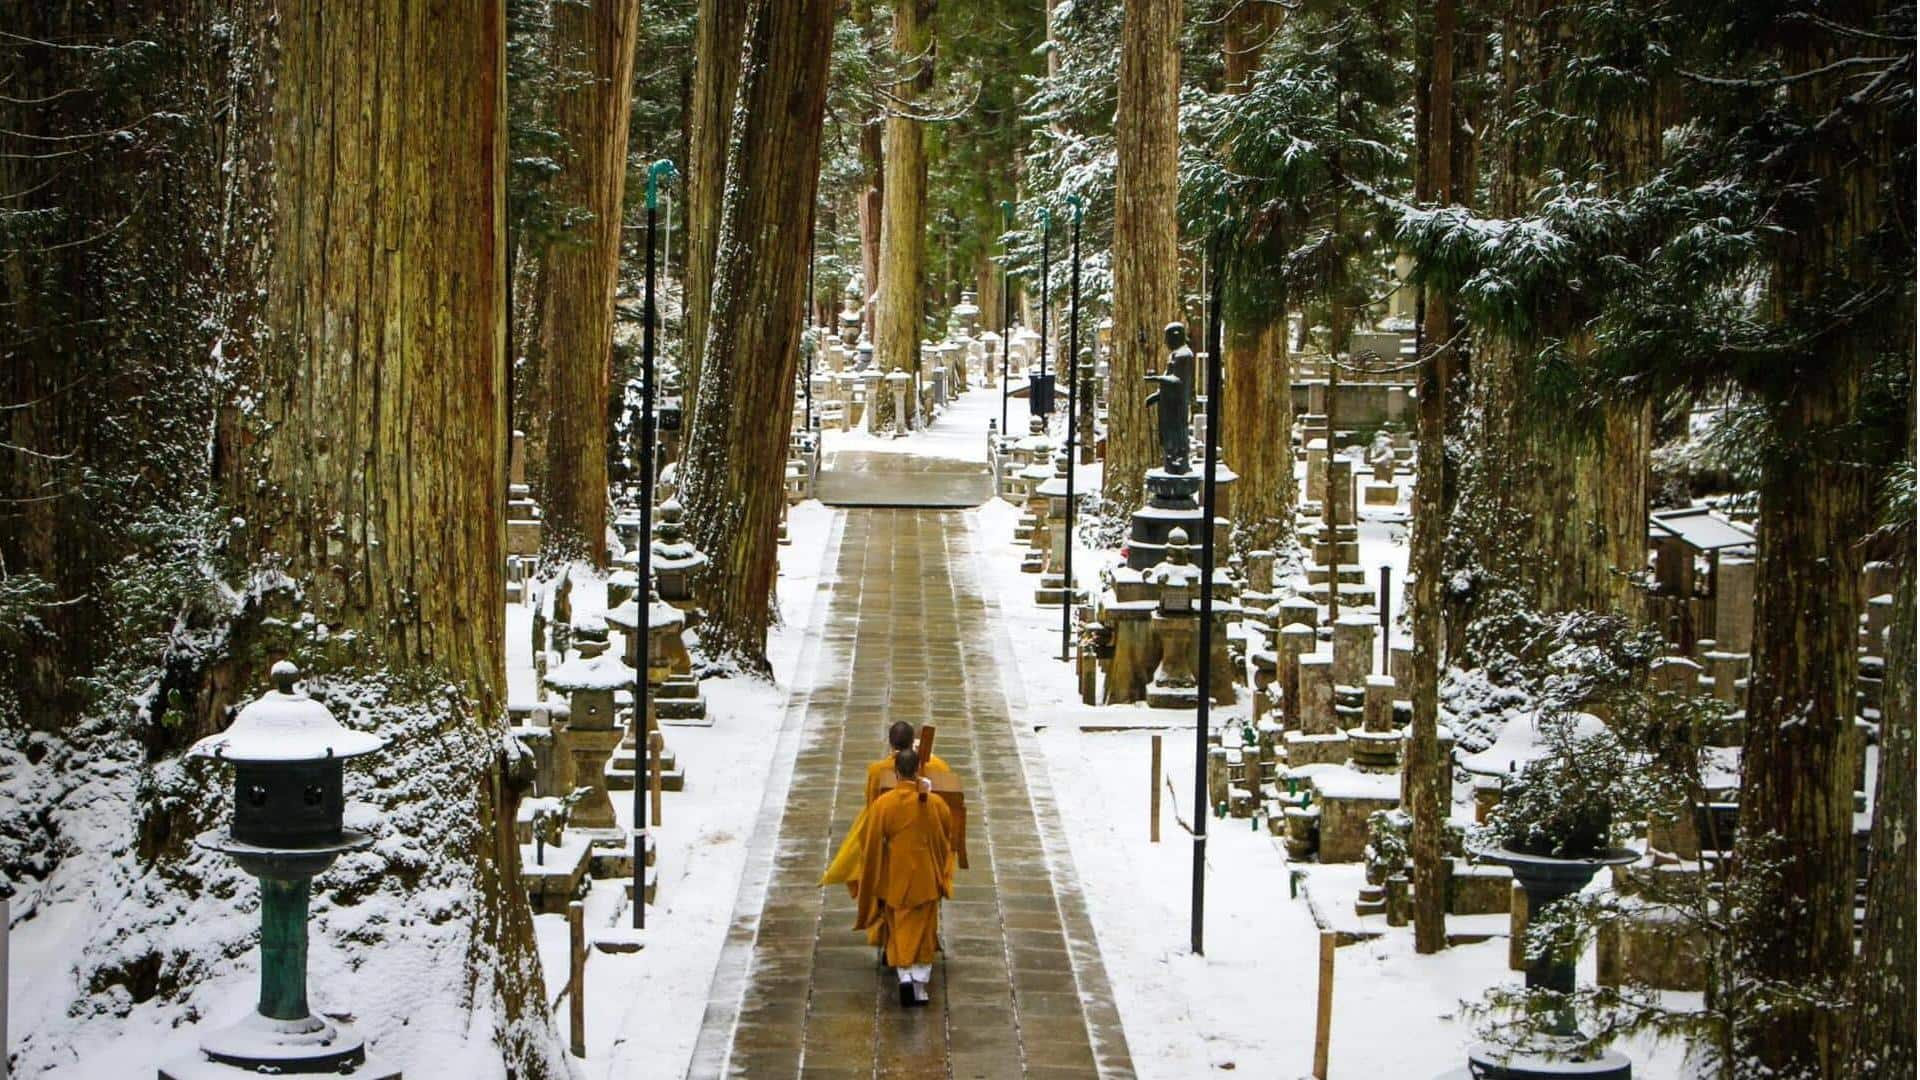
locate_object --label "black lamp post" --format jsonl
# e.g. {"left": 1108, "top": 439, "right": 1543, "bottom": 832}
{"left": 1033, "top": 207, "right": 1053, "bottom": 417}
{"left": 1061, "top": 195, "right": 1083, "bottom": 660}
{"left": 634, "top": 158, "right": 677, "bottom": 930}
{"left": 166, "top": 662, "right": 392, "bottom": 1078}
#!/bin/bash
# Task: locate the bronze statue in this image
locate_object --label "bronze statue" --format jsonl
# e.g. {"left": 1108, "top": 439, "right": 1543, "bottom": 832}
{"left": 1163, "top": 322, "right": 1196, "bottom": 407}
{"left": 1145, "top": 370, "right": 1191, "bottom": 474}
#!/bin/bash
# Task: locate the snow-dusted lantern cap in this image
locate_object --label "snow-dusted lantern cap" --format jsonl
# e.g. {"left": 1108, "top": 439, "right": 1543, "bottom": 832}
{"left": 190, "top": 661, "right": 385, "bottom": 763}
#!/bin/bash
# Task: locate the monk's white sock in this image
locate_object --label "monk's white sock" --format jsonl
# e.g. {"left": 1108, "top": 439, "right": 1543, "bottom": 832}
{"left": 896, "top": 968, "right": 914, "bottom": 984}
{"left": 907, "top": 963, "right": 932, "bottom": 983}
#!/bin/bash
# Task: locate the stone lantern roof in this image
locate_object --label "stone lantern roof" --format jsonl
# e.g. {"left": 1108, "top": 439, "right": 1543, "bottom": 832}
{"left": 543, "top": 650, "right": 637, "bottom": 693}
{"left": 189, "top": 661, "right": 384, "bottom": 763}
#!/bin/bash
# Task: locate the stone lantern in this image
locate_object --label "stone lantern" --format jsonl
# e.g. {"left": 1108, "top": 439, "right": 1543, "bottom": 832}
{"left": 164, "top": 662, "right": 395, "bottom": 1079}
{"left": 885, "top": 367, "right": 913, "bottom": 437}
{"left": 839, "top": 289, "right": 863, "bottom": 346}
{"left": 952, "top": 291, "right": 981, "bottom": 337}
{"left": 543, "top": 651, "right": 634, "bottom": 832}
{"left": 981, "top": 331, "right": 1001, "bottom": 388}
{"left": 649, "top": 497, "right": 709, "bottom": 608}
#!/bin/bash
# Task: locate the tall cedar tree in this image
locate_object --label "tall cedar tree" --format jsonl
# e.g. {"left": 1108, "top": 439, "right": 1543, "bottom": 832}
{"left": 1438, "top": 0, "right": 1654, "bottom": 670}
{"left": 1216, "top": 1, "right": 1294, "bottom": 553}
{"left": 680, "top": 0, "right": 837, "bottom": 668}
{"left": 681, "top": 0, "right": 749, "bottom": 430}
{"left": 212, "top": 0, "right": 566, "bottom": 1070}
{"left": 1106, "top": 0, "right": 1182, "bottom": 511}
{"left": 874, "top": 0, "right": 935, "bottom": 426}
{"left": 536, "top": 0, "right": 645, "bottom": 568}
{"left": 1400, "top": 0, "right": 1913, "bottom": 1061}
{"left": 1406, "top": 0, "right": 1458, "bottom": 955}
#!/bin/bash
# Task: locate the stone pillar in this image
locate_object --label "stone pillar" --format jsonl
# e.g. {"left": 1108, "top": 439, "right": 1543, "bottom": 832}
{"left": 1332, "top": 613, "right": 1376, "bottom": 688}
{"left": 1305, "top": 441, "right": 1327, "bottom": 503}
{"left": 1328, "top": 457, "right": 1354, "bottom": 527}
{"left": 1714, "top": 556, "right": 1756, "bottom": 653}
{"left": 1278, "top": 624, "right": 1316, "bottom": 726}
{"left": 1298, "top": 654, "right": 1336, "bottom": 735}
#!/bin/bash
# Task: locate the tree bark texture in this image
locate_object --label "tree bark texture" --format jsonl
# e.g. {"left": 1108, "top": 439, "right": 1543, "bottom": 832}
{"left": 536, "top": 0, "right": 644, "bottom": 568}
{"left": 682, "top": 0, "right": 750, "bottom": 431}
{"left": 1731, "top": 3, "right": 1889, "bottom": 1068}
{"left": 874, "top": 0, "right": 934, "bottom": 429}
{"left": 0, "top": 2, "right": 227, "bottom": 728}
{"left": 680, "top": 0, "right": 836, "bottom": 668}
{"left": 213, "top": 2, "right": 562, "bottom": 1070}
{"left": 1406, "top": 0, "right": 1456, "bottom": 957}
{"left": 1106, "top": 0, "right": 1183, "bottom": 511}
{"left": 1850, "top": 549, "right": 1915, "bottom": 1076}
{"left": 1220, "top": 0, "right": 1293, "bottom": 553}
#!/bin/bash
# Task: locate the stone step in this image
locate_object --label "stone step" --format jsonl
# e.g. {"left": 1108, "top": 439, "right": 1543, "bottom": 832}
{"left": 655, "top": 697, "right": 707, "bottom": 722}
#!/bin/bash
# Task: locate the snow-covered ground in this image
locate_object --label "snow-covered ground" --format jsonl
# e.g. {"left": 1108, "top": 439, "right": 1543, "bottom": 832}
{"left": 959, "top": 397, "right": 1700, "bottom": 1078}
{"left": 515, "top": 499, "right": 841, "bottom": 1078}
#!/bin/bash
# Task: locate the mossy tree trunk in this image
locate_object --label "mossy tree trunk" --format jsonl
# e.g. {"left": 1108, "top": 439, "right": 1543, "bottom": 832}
{"left": 213, "top": 1, "right": 563, "bottom": 1070}
{"left": 680, "top": 0, "right": 837, "bottom": 669}
{"left": 1731, "top": 4, "right": 1891, "bottom": 1069}
{"left": 682, "top": 0, "right": 749, "bottom": 430}
{"left": 1106, "top": 0, "right": 1183, "bottom": 512}
{"left": 536, "top": 0, "right": 644, "bottom": 568}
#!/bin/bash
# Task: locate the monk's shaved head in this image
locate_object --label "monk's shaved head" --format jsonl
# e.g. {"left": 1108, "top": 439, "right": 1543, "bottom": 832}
{"left": 895, "top": 748, "right": 921, "bottom": 779}
{"left": 888, "top": 721, "right": 916, "bottom": 750}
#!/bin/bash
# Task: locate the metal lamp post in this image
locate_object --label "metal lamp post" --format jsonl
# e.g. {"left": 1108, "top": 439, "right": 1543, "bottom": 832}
{"left": 163, "top": 662, "right": 393, "bottom": 1079}
{"left": 1034, "top": 207, "right": 1053, "bottom": 417}
{"left": 1061, "top": 196, "right": 1083, "bottom": 661}
{"left": 634, "top": 158, "right": 677, "bottom": 930}
{"left": 1191, "top": 232, "right": 1225, "bottom": 957}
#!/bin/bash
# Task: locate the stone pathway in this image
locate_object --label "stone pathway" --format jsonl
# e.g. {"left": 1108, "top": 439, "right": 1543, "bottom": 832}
{"left": 689, "top": 508, "right": 1133, "bottom": 1079}
{"left": 815, "top": 451, "right": 994, "bottom": 508}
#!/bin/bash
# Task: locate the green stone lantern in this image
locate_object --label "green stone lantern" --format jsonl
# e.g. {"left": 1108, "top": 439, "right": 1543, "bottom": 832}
{"left": 162, "top": 662, "right": 396, "bottom": 1078}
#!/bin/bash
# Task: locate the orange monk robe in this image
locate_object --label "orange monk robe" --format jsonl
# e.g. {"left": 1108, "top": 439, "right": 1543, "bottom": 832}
{"left": 853, "top": 781, "right": 955, "bottom": 967}
{"left": 821, "top": 754, "right": 952, "bottom": 894}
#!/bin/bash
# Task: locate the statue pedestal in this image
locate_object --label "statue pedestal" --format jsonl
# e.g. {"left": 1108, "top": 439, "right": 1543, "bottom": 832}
{"left": 1126, "top": 467, "right": 1234, "bottom": 570}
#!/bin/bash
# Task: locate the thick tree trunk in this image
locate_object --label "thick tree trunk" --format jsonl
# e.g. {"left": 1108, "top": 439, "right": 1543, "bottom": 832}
{"left": 1406, "top": 0, "right": 1456, "bottom": 957}
{"left": 683, "top": 0, "right": 750, "bottom": 430}
{"left": 1219, "top": 0, "right": 1293, "bottom": 553}
{"left": 1732, "top": 5, "right": 1888, "bottom": 1069}
{"left": 1733, "top": 378, "right": 1870, "bottom": 1074}
{"left": 1850, "top": 548, "right": 1915, "bottom": 1076}
{"left": 214, "top": 2, "right": 563, "bottom": 1071}
{"left": 536, "top": 0, "right": 644, "bottom": 568}
{"left": 1106, "top": 0, "right": 1183, "bottom": 511}
{"left": 874, "top": 0, "right": 934, "bottom": 428}
{"left": 680, "top": 0, "right": 836, "bottom": 668}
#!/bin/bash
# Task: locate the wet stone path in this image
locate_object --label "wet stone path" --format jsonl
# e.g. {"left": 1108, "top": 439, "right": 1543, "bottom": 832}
{"left": 690, "top": 509, "right": 1133, "bottom": 1079}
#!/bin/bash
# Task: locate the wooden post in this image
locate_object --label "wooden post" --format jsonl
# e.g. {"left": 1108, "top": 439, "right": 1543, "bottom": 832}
{"left": 649, "top": 731, "right": 665, "bottom": 827}
{"left": 1312, "top": 930, "right": 1335, "bottom": 1078}
{"left": 568, "top": 900, "right": 586, "bottom": 1057}
{"left": 1150, "top": 734, "right": 1163, "bottom": 843}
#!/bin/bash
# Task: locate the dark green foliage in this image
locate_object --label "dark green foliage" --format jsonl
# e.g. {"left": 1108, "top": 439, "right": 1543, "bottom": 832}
{"left": 1181, "top": 0, "right": 1414, "bottom": 341}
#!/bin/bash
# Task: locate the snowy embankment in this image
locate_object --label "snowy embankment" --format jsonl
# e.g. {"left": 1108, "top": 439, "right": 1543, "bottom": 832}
{"left": 965, "top": 449, "right": 1698, "bottom": 1077}
{"left": 516, "top": 499, "right": 840, "bottom": 1078}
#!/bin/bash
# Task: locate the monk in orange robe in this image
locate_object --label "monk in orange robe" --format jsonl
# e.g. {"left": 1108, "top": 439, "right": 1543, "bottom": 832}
{"left": 823, "top": 722, "right": 952, "bottom": 894}
{"left": 854, "top": 748, "right": 954, "bottom": 1007}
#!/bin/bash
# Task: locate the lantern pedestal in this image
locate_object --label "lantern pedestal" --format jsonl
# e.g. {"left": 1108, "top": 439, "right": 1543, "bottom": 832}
{"left": 165, "top": 663, "right": 392, "bottom": 1079}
